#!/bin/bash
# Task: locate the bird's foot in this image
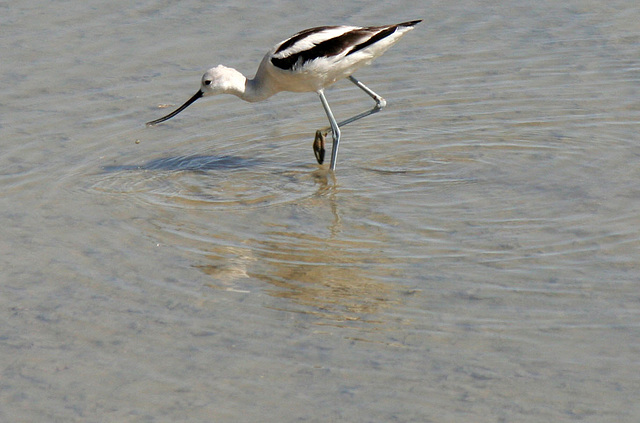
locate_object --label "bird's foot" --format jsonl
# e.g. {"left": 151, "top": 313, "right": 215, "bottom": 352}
{"left": 313, "top": 130, "right": 326, "bottom": 164}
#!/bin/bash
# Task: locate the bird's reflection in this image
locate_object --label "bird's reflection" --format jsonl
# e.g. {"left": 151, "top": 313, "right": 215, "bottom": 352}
{"left": 123, "top": 155, "right": 401, "bottom": 326}
{"left": 252, "top": 231, "right": 397, "bottom": 324}
{"left": 194, "top": 174, "right": 400, "bottom": 326}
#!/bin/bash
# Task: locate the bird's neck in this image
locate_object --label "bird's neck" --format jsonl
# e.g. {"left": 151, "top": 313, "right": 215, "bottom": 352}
{"left": 221, "top": 61, "right": 278, "bottom": 102}
{"left": 243, "top": 75, "right": 278, "bottom": 102}
{"left": 241, "top": 55, "right": 281, "bottom": 102}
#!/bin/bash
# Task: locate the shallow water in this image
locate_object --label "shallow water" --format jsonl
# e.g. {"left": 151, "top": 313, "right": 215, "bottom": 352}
{"left": 2, "top": 0, "right": 639, "bottom": 421}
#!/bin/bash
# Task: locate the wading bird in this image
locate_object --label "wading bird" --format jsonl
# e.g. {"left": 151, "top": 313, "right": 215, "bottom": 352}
{"left": 147, "top": 20, "right": 421, "bottom": 171}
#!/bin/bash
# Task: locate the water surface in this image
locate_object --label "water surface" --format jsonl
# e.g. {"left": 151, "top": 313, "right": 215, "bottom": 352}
{"left": 1, "top": 0, "right": 639, "bottom": 421}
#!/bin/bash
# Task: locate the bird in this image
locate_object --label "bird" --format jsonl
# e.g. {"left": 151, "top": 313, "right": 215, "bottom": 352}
{"left": 146, "top": 20, "right": 421, "bottom": 171}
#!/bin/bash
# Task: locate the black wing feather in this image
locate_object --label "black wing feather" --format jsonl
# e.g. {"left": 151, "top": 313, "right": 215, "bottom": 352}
{"left": 271, "top": 21, "right": 421, "bottom": 71}
{"left": 272, "top": 29, "right": 371, "bottom": 70}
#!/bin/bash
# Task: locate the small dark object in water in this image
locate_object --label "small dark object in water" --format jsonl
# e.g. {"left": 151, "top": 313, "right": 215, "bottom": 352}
{"left": 313, "top": 130, "right": 326, "bottom": 164}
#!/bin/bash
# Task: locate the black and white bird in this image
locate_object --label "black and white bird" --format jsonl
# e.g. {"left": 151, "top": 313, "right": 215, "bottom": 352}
{"left": 147, "top": 20, "right": 421, "bottom": 171}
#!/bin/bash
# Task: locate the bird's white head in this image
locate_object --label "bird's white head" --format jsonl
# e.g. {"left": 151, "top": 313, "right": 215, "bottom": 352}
{"left": 200, "top": 65, "right": 246, "bottom": 97}
{"left": 145, "top": 65, "right": 248, "bottom": 126}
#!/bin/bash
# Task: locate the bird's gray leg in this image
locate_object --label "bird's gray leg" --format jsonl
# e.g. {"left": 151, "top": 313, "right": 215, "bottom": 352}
{"left": 348, "top": 75, "right": 387, "bottom": 109}
{"left": 318, "top": 76, "right": 387, "bottom": 135}
{"left": 316, "top": 90, "right": 341, "bottom": 171}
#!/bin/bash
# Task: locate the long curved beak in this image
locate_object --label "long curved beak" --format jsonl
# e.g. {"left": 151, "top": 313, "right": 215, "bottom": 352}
{"left": 146, "top": 90, "right": 203, "bottom": 126}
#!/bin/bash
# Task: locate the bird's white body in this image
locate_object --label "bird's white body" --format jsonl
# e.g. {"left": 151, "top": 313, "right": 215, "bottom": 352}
{"left": 147, "top": 20, "right": 421, "bottom": 170}
{"left": 207, "top": 23, "right": 419, "bottom": 101}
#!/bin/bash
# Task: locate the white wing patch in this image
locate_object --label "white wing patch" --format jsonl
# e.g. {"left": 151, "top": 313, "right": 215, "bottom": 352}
{"left": 272, "top": 26, "right": 359, "bottom": 59}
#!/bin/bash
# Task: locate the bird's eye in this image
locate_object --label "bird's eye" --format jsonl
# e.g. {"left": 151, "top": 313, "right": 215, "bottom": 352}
{"left": 204, "top": 80, "right": 212, "bottom": 86}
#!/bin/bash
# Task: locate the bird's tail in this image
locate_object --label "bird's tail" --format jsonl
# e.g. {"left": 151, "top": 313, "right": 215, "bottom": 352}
{"left": 398, "top": 20, "right": 422, "bottom": 27}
